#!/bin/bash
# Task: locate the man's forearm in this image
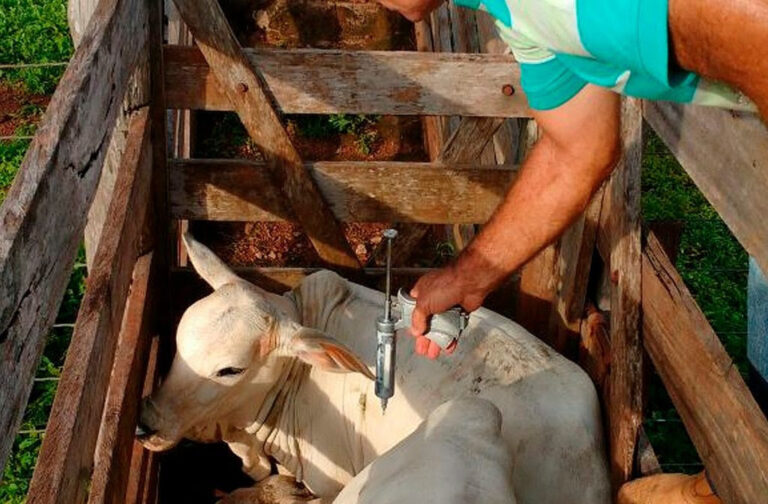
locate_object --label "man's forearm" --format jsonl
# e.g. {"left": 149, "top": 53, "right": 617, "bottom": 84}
{"left": 455, "top": 133, "right": 615, "bottom": 295}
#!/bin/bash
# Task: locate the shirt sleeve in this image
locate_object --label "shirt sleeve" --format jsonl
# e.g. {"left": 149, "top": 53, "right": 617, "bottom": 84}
{"left": 495, "top": 22, "right": 588, "bottom": 111}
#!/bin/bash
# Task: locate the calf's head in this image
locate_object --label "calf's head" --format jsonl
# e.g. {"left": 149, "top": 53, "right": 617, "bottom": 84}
{"left": 137, "top": 233, "right": 372, "bottom": 451}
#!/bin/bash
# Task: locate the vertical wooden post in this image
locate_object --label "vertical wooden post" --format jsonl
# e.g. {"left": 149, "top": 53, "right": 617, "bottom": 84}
{"left": 605, "top": 97, "right": 644, "bottom": 491}
{"left": 69, "top": 0, "right": 151, "bottom": 268}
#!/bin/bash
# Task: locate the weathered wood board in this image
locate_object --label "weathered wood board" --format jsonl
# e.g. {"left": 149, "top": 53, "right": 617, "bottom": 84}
{"left": 605, "top": 98, "right": 644, "bottom": 491}
{"left": 89, "top": 252, "right": 155, "bottom": 504}
{"left": 169, "top": 159, "right": 517, "bottom": 224}
{"left": 164, "top": 45, "right": 528, "bottom": 117}
{"left": 643, "top": 233, "right": 768, "bottom": 504}
{"left": 27, "top": 108, "right": 153, "bottom": 504}
{"left": 644, "top": 102, "right": 768, "bottom": 277}
{"left": 0, "top": 0, "right": 149, "bottom": 477}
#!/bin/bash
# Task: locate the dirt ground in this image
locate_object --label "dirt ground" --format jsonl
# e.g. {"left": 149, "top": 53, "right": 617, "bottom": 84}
{"left": 0, "top": 83, "right": 48, "bottom": 137}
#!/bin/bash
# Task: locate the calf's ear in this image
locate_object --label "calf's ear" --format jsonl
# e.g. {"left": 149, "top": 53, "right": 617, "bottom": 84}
{"left": 287, "top": 327, "right": 374, "bottom": 380}
{"left": 183, "top": 232, "right": 242, "bottom": 289}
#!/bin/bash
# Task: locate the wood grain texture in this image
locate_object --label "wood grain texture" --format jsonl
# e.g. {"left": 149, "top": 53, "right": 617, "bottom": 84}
{"left": 0, "top": 0, "right": 148, "bottom": 477}
{"left": 169, "top": 159, "right": 517, "bottom": 224}
{"left": 413, "top": 18, "right": 448, "bottom": 161}
{"left": 163, "top": 45, "right": 528, "bottom": 118}
{"left": 548, "top": 185, "right": 606, "bottom": 354}
{"left": 644, "top": 102, "right": 768, "bottom": 277}
{"left": 171, "top": 0, "right": 360, "bottom": 269}
{"left": 385, "top": 116, "right": 506, "bottom": 264}
{"left": 124, "top": 335, "right": 160, "bottom": 504}
{"left": 27, "top": 108, "right": 153, "bottom": 504}
{"left": 88, "top": 252, "right": 154, "bottom": 504}
{"left": 643, "top": 233, "right": 768, "bottom": 504}
{"left": 68, "top": 0, "right": 151, "bottom": 268}
{"left": 437, "top": 117, "right": 506, "bottom": 164}
{"left": 606, "top": 98, "right": 644, "bottom": 491}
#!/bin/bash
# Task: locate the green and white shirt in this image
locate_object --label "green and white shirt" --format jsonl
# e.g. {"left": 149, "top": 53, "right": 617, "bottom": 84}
{"left": 455, "top": 0, "right": 755, "bottom": 111}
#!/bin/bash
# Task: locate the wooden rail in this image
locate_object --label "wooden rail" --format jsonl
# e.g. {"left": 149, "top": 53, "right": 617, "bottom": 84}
{"left": 0, "top": 0, "right": 149, "bottom": 477}
{"left": 27, "top": 107, "right": 154, "bottom": 504}
{"left": 169, "top": 159, "right": 517, "bottom": 224}
{"left": 643, "top": 233, "right": 768, "bottom": 504}
{"left": 164, "top": 45, "right": 528, "bottom": 118}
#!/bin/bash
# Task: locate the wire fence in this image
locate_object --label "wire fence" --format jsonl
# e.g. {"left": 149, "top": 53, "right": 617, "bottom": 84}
{"left": 0, "top": 136, "right": 34, "bottom": 142}
{"left": 0, "top": 61, "right": 69, "bottom": 70}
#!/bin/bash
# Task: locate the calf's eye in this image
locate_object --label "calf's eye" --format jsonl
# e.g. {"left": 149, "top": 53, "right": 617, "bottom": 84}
{"left": 216, "top": 367, "right": 246, "bottom": 377}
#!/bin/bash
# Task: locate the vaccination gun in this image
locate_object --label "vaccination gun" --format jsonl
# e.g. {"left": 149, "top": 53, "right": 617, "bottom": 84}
{"left": 374, "top": 229, "right": 469, "bottom": 412}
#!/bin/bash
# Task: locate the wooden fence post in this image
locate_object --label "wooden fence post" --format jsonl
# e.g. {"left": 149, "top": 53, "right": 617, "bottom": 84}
{"left": 605, "top": 97, "right": 644, "bottom": 491}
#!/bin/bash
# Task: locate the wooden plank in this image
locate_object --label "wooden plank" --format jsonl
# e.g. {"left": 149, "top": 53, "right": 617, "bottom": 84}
{"left": 643, "top": 233, "right": 768, "bottom": 504}
{"left": 125, "top": 334, "right": 160, "bottom": 504}
{"left": 413, "top": 19, "right": 448, "bottom": 161}
{"left": 475, "top": 11, "right": 522, "bottom": 165}
{"left": 89, "top": 252, "right": 154, "bottom": 504}
{"left": 605, "top": 98, "right": 644, "bottom": 492}
{"left": 0, "top": 0, "right": 149, "bottom": 476}
{"left": 171, "top": 0, "right": 360, "bottom": 269}
{"left": 163, "top": 45, "right": 528, "bottom": 118}
{"left": 437, "top": 117, "right": 506, "bottom": 164}
{"left": 169, "top": 159, "right": 517, "bottom": 224}
{"left": 548, "top": 185, "right": 605, "bottom": 355}
{"left": 385, "top": 117, "right": 506, "bottom": 264}
{"left": 27, "top": 108, "right": 154, "bottom": 504}
{"left": 644, "top": 101, "right": 768, "bottom": 277}
{"left": 68, "top": 0, "right": 151, "bottom": 269}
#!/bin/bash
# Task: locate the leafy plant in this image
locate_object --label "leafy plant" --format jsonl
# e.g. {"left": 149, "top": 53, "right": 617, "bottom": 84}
{"left": 354, "top": 129, "right": 378, "bottom": 155}
{"left": 0, "top": 0, "right": 73, "bottom": 94}
{"left": 291, "top": 114, "right": 380, "bottom": 155}
{"left": 0, "top": 138, "right": 30, "bottom": 205}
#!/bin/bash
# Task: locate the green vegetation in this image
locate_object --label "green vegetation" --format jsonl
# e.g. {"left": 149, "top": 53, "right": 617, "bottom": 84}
{"left": 294, "top": 113, "right": 381, "bottom": 155}
{"left": 0, "top": 0, "right": 73, "bottom": 94}
{"left": 0, "top": 1, "right": 77, "bottom": 500}
{"left": 642, "top": 131, "right": 748, "bottom": 473}
{"left": 0, "top": 251, "right": 85, "bottom": 503}
{"left": 0, "top": 138, "right": 28, "bottom": 204}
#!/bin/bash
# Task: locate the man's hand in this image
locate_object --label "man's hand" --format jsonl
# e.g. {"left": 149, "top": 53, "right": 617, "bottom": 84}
{"left": 408, "top": 85, "right": 621, "bottom": 360}
{"left": 409, "top": 262, "right": 488, "bottom": 359}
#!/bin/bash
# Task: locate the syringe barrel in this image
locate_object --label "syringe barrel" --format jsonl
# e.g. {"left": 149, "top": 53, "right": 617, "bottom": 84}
{"left": 375, "top": 317, "right": 396, "bottom": 402}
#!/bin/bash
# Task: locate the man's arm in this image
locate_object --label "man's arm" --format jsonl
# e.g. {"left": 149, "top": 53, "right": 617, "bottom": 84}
{"left": 410, "top": 84, "right": 622, "bottom": 358}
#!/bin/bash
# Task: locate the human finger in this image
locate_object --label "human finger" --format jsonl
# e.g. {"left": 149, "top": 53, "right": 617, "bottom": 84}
{"left": 415, "top": 335, "right": 430, "bottom": 355}
{"left": 426, "top": 340, "right": 441, "bottom": 360}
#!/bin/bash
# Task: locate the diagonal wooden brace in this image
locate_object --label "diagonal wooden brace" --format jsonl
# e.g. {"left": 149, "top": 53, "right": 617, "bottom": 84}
{"left": 172, "top": 0, "right": 360, "bottom": 269}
